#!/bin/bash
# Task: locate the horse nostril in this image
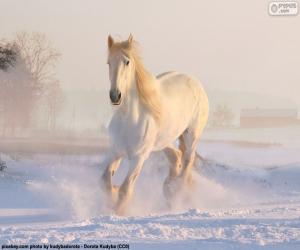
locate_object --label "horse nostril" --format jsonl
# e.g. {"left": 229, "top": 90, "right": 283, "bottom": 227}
{"left": 109, "top": 90, "right": 114, "bottom": 101}
{"left": 110, "top": 89, "right": 121, "bottom": 104}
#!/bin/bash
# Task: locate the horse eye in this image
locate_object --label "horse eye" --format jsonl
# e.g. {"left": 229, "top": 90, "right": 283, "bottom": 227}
{"left": 125, "top": 60, "right": 130, "bottom": 66}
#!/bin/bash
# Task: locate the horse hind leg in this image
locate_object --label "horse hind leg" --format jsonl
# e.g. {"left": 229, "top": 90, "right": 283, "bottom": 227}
{"left": 180, "top": 127, "right": 202, "bottom": 186}
{"left": 180, "top": 93, "right": 209, "bottom": 183}
{"left": 163, "top": 145, "right": 182, "bottom": 203}
{"left": 179, "top": 134, "right": 186, "bottom": 160}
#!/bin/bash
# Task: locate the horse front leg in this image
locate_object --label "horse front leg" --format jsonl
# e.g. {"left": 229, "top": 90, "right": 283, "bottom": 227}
{"left": 101, "top": 155, "right": 122, "bottom": 203}
{"left": 115, "top": 155, "right": 146, "bottom": 215}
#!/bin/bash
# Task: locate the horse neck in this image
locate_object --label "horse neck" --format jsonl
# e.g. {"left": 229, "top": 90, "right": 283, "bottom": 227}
{"left": 121, "top": 77, "right": 144, "bottom": 121}
{"left": 120, "top": 66, "right": 159, "bottom": 123}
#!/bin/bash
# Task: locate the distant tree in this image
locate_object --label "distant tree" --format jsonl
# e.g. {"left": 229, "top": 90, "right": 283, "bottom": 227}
{"left": 0, "top": 32, "right": 62, "bottom": 136}
{"left": 0, "top": 154, "right": 7, "bottom": 171}
{"left": 0, "top": 43, "right": 17, "bottom": 71}
{"left": 210, "top": 104, "right": 235, "bottom": 127}
{"left": 44, "top": 79, "right": 64, "bottom": 131}
{"left": 0, "top": 43, "right": 33, "bottom": 136}
{"left": 14, "top": 32, "right": 61, "bottom": 98}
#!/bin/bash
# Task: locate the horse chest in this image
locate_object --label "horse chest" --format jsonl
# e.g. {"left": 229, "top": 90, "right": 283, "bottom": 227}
{"left": 109, "top": 113, "right": 155, "bottom": 156}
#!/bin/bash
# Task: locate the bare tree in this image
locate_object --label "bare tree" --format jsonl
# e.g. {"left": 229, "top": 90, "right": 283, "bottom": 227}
{"left": 14, "top": 32, "right": 61, "bottom": 98}
{"left": 44, "top": 79, "right": 64, "bottom": 131}
{"left": 0, "top": 43, "right": 33, "bottom": 136}
{"left": 0, "top": 32, "right": 62, "bottom": 136}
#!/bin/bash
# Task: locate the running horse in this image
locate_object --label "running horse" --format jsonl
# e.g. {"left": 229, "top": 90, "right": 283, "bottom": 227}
{"left": 102, "top": 34, "right": 209, "bottom": 214}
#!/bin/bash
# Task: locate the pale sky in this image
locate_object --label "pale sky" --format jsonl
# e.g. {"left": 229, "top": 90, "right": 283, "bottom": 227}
{"left": 1, "top": 0, "right": 300, "bottom": 109}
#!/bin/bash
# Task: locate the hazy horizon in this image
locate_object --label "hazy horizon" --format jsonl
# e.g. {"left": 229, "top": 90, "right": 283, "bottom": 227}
{"left": 1, "top": 0, "right": 300, "bottom": 129}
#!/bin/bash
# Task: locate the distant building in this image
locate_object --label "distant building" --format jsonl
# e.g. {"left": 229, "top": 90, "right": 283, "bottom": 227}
{"left": 240, "top": 108, "right": 299, "bottom": 128}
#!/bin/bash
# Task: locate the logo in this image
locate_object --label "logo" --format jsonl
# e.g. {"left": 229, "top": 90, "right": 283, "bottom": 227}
{"left": 269, "top": 1, "right": 298, "bottom": 16}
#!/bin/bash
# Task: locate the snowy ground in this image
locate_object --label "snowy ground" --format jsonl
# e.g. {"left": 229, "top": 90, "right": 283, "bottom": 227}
{"left": 0, "top": 127, "right": 300, "bottom": 249}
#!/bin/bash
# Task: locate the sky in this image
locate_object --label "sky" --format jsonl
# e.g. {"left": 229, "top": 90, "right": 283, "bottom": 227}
{"left": 0, "top": 0, "right": 300, "bottom": 125}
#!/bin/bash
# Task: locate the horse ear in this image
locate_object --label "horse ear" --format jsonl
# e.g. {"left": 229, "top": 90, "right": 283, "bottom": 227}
{"left": 108, "top": 35, "right": 114, "bottom": 49}
{"left": 128, "top": 34, "right": 133, "bottom": 45}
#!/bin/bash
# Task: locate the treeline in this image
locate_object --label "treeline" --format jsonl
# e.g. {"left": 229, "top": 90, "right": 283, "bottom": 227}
{"left": 0, "top": 32, "right": 64, "bottom": 137}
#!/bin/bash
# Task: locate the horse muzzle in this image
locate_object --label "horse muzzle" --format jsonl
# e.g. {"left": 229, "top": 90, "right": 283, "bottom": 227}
{"left": 110, "top": 89, "right": 121, "bottom": 105}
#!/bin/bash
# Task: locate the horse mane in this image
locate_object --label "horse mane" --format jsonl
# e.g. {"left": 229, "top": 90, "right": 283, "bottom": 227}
{"left": 109, "top": 40, "right": 162, "bottom": 124}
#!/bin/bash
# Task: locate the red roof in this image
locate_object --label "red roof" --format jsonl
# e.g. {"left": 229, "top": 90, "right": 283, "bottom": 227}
{"left": 241, "top": 109, "right": 298, "bottom": 118}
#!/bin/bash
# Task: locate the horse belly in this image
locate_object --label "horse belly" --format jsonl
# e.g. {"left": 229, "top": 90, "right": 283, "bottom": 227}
{"left": 153, "top": 105, "right": 193, "bottom": 151}
{"left": 153, "top": 75, "right": 201, "bottom": 150}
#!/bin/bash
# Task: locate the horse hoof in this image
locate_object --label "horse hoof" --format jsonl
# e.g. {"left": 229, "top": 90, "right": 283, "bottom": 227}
{"left": 163, "top": 177, "right": 181, "bottom": 202}
{"left": 100, "top": 182, "right": 120, "bottom": 209}
{"left": 186, "top": 175, "right": 197, "bottom": 190}
{"left": 111, "top": 185, "right": 119, "bottom": 203}
{"left": 163, "top": 174, "right": 197, "bottom": 207}
{"left": 114, "top": 195, "right": 130, "bottom": 216}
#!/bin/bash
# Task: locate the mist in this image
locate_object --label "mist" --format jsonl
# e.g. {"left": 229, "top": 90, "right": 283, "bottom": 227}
{"left": 1, "top": 0, "right": 300, "bottom": 131}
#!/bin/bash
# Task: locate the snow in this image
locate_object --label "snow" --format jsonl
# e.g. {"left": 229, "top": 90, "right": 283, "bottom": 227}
{"left": 0, "top": 128, "right": 300, "bottom": 249}
{"left": 1, "top": 206, "right": 300, "bottom": 249}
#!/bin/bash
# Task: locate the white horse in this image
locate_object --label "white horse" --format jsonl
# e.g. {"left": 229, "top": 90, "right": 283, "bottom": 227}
{"left": 102, "top": 34, "right": 209, "bottom": 214}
